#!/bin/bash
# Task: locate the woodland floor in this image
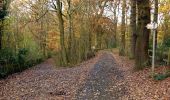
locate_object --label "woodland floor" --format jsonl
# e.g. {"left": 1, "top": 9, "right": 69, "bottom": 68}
{"left": 1, "top": 50, "right": 170, "bottom": 100}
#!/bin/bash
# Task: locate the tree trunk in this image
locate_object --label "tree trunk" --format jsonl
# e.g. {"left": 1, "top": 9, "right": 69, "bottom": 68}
{"left": 87, "top": 0, "right": 92, "bottom": 51}
{"left": 113, "top": 1, "right": 118, "bottom": 47}
{"left": 154, "top": 0, "right": 158, "bottom": 48}
{"left": 135, "top": 0, "right": 150, "bottom": 69}
{"left": 56, "top": 0, "right": 67, "bottom": 66}
{"left": 0, "top": 19, "right": 3, "bottom": 49}
{"left": 119, "top": 0, "right": 126, "bottom": 56}
{"left": 130, "top": 0, "right": 137, "bottom": 59}
{"left": 163, "top": 16, "right": 169, "bottom": 44}
{"left": 67, "top": 0, "right": 76, "bottom": 63}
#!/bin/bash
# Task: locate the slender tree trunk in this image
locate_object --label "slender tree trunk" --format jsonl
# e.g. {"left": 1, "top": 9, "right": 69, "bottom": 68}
{"left": 56, "top": 0, "right": 67, "bottom": 65}
{"left": 15, "top": 13, "right": 19, "bottom": 51}
{"left": 154, "top": 0, "right": 158, "bottom": 48}
{"left": 130, "top": 0, "right": 137, "bottom": 58}
{"left": 97, "top": 25, "right": 102, "bottom": 49}
{"left": 163, "top": 16, "right": 169, "bottom": 44}
{"left": 113, "top": 1, "right": 118, "bottom": 47}
{"left": 135, "top": 0, "right": 150, "bottom": 69}
{"left": 40, "top": 15, "right": 45, "bottom": 57}
{"left": 0, "top": 1, "right": 4, "bottom": 49}
{"left": 0, "top": 19, "right": 3, "bottom": 49}
{"left": 87, "top": 0, "right": 92, "bottom": 51}
{"left": 119, "top": 0, "right": 126, "bottom": 56}
{"left": 67, "top": 0, "right": 72, "bottom": 61}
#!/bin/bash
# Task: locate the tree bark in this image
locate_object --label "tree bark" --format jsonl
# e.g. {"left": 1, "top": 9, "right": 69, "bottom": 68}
{"left": 67, "top": 0, "right": 76, "bottom": 63}
{"left": 0, "top": 19, "right": 3, "bottom": 49}
{"left": 119, "top": 0, "right": 126, "bottom": 56}
{"left": 135, "top": 0, "right": 150, "bottom": 69}
{"left": 56, "top": 0, "right": 67, "bottom": 65}
{"left": 130, "top": 0, "right": 137, "bottom": 58}
{"left": 113, "top": 1, "right": 118, "bottom": 47}
{"left": 154, "top": 0, "right": 158, "bottom": 48}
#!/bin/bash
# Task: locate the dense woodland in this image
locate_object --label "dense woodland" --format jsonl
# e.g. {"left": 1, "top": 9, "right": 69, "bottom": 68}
{"left": 0, "top": 0, "right": 170, "bottom": 78}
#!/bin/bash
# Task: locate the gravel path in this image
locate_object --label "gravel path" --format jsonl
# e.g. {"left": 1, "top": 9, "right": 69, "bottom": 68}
{"left": 75, "top": 51, "right": 128, "bottom": 100}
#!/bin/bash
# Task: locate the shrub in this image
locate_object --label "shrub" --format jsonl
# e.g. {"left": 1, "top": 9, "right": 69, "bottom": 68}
{"left": 153, "top": 70, "right": 170, "bottom": 81}
{"left": 154, "top": 74, "right": 167, "bottom": 80}
{"left": 155, "top": 44, "right": 169, "bottom": 65}
{"left": 163, "top": 38, "right": 170, "bottom": 48}
{"left": 0, "top": 48, "right": 15, "bottom": 65}
{"left": 18, "top": 48, "right": 29, "bottom": 67}
{"left": 0, "top": 48, "right": 17, "bottom": 78}
{"left": 0, "top": 47, "right": 45, "bottom": 79}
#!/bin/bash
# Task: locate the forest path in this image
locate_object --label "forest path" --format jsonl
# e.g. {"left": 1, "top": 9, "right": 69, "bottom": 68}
{"left": 0, "top": 51, "right": 129, "bottom": 100}
{"left": 74, "top": 51, "right": 128, "bottom": 100}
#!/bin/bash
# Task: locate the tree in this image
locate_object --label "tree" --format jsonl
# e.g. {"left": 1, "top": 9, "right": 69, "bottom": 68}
{"left": 0, "top": 0, "right": 10, "bottom": 49}
{"left": 95, "top": 0, "right": 108, "bottom": 49}
{"left": 113, "top": 0, "right": 119, "bottom": 47}
{"left": 56, "top": 0, "right": 68, "bottom": 65}
{"left": 66, "top": 0, "right": 78, "bottom": 63}
{"left": 130, "top": 0, "right": 137, "bottom": 58}
{"left": 106, "top": 0, "right": 120, "bottom": 47}
{"left": 135, "top": 0, "right": 150, "bottom": 69}
{"left": 119, "top": 0, "right": 126, "bottom": 56}
{"left": 154, "top": 0, "right": 158, "bottom": 48}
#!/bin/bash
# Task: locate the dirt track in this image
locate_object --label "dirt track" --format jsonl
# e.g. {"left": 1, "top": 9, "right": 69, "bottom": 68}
{"left": 75, "top": 51, "right": 128, "bottom": 100}
{"left": 1, "top": 51, "right": 170, "bottom": 100}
